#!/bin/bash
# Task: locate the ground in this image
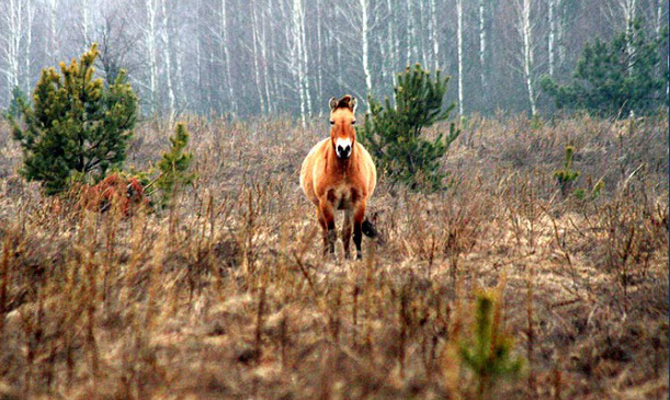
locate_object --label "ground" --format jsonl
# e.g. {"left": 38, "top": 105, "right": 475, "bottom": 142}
{"left": 0, "top": 113, "right": 667, "bottom": 399}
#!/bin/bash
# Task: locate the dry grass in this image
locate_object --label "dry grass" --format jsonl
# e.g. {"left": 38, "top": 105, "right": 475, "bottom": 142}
{"left": 0, "top": 112, "right": 667, "bottom": 399}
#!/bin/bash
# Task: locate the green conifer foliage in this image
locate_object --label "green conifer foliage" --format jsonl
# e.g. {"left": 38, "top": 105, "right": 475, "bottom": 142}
{"left": 10, "top": 44, "right": 137, "bottom": 195}
{"left": 460, "top": 291, "right": 524, "bottom": 400}
{"left": 156, "top": 123, "right": 195, "bottom": 207}
{"left": 360, "top": 64, "right": 460, "bottom": 191}
{"left": 554, "top": 145, "right": 580, "bottom": 197}
{"left": 541, "top": 19, "right": 668, "bottom": 117}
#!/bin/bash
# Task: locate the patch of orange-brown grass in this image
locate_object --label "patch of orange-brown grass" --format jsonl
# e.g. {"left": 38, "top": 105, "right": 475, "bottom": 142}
{"left": 0, "top": 113, "right": 666, "bottom": 399}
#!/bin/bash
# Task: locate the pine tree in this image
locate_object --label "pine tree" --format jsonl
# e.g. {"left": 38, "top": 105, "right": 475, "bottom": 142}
{"left": 541, "top": 19, "right": 668, "bottom": 117}
{"left": 360, "top": 63, "right": 460, "bottom": 191}
{"left": 460, "top": 290, "right": 524, "bottom": 400}
{"left": 10, "top": 44, "right": 137, "bottom": 195}
{"left": 155, "top": 122, "right": 195, "bottom": 208}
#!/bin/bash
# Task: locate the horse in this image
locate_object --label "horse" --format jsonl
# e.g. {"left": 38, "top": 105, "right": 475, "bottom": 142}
{"left": 300, "top": 95, "right": 377, "bottom": 260}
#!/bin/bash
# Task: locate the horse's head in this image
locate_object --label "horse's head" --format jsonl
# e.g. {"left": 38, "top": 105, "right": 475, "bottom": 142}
{"left": 329, "top": 95, "right": 357, "bottom": 160}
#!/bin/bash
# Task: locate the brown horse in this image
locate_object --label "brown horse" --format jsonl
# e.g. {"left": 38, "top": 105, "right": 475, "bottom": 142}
{"left": 300, "top": 95, "right": 377, "bottom": 259}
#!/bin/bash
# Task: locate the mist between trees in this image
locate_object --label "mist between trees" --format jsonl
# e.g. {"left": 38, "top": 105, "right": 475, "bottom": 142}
{"left": 0, "top": 0, "right": 667, "bottom": 119}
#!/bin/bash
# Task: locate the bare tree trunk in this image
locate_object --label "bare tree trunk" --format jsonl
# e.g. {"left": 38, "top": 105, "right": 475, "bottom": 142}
{"left": 517, "top": 0, "right": 537, "bottom": 116}
{"left": 406, "top": 0, "right": 413, "bottom": 63}
{"left": 619, "top": 0, "right": 637, "bottom": 76}
{"left": 2, "top": 0, "right": 21, "bottom": 99}
{"left": 548, "top": 0, "right": 555, "bottom": 77}
{"left": 260, "top": 0, "right": 273, "bottom": 114}
{"left": 386, "top": 0, "right": 398, "bottom": 85}
{"left": 47, "top": 0, "right": 58, "bottom": 63}
{"left": 360, "top": 0, "right": 372, "bottom": 96}
{"left": 220, "top": 0, "right": 237, "bottom": 115}
{"left": 251, "top": 0, "right": 265, "bottom": 114}
{"left": 557, "top": 0, "right": 566, "bottom": 65}
{"left": 160, "top": 0, "right": 176, "bottom": 125}
{"left": 479, "top": 0, "right": 488, "bottom": 96}
{"left": 457, "top": 0, "right": 464, "bottom": 115}
{"left": 292, "top": 0, "right": 309, "bottom": 125}
{"left": 145, "top": 0, "right": 158, "bottom": 115}
{"left": 23, "top": 0, "right": 34, "bottom": 93}
{"left": 430, "top": 0, "right": 439, "bottom": 71}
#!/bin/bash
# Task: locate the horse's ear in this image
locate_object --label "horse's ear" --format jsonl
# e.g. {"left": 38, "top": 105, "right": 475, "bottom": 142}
{"left": 350, "top": 97, "right": 357, "bottom": 113}
{"left": 329, "top": 97, "right": 338, "bottom": 111}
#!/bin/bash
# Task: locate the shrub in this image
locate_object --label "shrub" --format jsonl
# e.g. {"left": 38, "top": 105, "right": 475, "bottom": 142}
{"left": 360, "top": 63, "right": 460, "bottom": 191}
{"left": 10, "top": 43, "right": 137, "bottom": 195}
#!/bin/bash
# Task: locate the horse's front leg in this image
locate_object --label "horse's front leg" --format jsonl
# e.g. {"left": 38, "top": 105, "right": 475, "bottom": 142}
{"left": 318, "top": 197, "right": 336, "bottom": 256}
{"left": 353, "top": 200, "right": 367, "bottom": 260}
{"left": 342, "top": 209, "right": 353, "bottom": 259}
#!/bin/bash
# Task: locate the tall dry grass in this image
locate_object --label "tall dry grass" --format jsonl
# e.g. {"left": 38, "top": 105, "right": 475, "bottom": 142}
{"left": 0, "top": 112, "right": 667, "bottom": 399}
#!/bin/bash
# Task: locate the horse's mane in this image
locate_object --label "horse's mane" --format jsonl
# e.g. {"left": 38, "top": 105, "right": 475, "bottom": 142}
{"left": 335, "top": 95, "right": 353, "bottom": 110}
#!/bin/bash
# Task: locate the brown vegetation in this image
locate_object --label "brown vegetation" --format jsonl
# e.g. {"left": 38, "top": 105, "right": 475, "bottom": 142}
{"left": 0, "top": 113, "right": 667, "bottom": 399}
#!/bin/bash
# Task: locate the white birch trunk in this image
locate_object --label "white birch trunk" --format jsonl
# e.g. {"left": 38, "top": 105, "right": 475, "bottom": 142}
{"left": 23, "top": 0, "right": 34, "bottom": 93}
{"left": 145, "top": 0, "right": 158, "bottom": 114}
{"left": 457, "top": 0, "right": 464, "bottom": 115}
{"left": 548, "top": 0, "right": 555, "bottom": 77}
{"left": 360, "top": 0, "right": 372, "bottom": 96}
{"left": 315, "top": 0, "right": 324, "bottom": 106}
{"left": 251, "top": 0, "right": 265, "bottom": 114}
{"left": 519, "top": 0, "right": 537, "bottom": 116}
{"left": 557, "top": 0, "right": 565, "bottom": 65}
{"left": 160, "top": 0, "right": 176, "bottom": 125}
{"left": 479, "top": 0, "right": 487, "bottom": 95}
{"left": 619, "top": 0, "right": 637, "bottom": 76}
{"left": 260, "top": 0, "right": 273, "bottom": 114}
{"left": 430, "top": 0, "right": 439, "bottom": 71}
{"left": 386, "top": 0, "right": 398, "bottom": 85}
{"left": 82, "top": 0, "right": 90, "bottom": 46}
{"left": 292, "top": 0, "right": 307, "bottom": 125}
{"left": 2, "top": 0, "right": 21, "bottom": 97}
{"left": 48, "top": 0, "right": 58, "bottom": 62}
{"left": 406, "top": 0, "right": 413, "bottom": 63}
{"left": 220, "top": 0, "right": 237, "bottom": 115}
{"left": 298, "top": 0, "right": 311, "bottom": 116}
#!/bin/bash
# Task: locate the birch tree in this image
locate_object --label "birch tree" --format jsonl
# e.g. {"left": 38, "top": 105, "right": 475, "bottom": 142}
{"left": 479, "top": 0, "right": 488, "bottom": 94}
{"left": 515, "top": 0, "right": 537, "bottom": 116}
{"left": 160, "top": 0, "right": 176, "bottom": 125}
{"left": 143, "top": 0, "right": 159, "bottom": 114}
{"left": 219, "top": 0, "right": 237, "bottom": 115}
{"left": 457, "top": 0, "right": 464, "bottom": 115}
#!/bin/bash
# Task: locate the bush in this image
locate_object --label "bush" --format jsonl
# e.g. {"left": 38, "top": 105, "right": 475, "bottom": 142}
{"left": 360, "top": 64, "right": 460, "bottom": 191}
{"left": 10, "top": 43, "right": 137, "bottom": 195}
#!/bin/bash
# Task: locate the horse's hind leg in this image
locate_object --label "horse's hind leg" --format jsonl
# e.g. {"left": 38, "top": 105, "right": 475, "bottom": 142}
{"left": 342, "top": 210, "right": 353, "bottom": 259}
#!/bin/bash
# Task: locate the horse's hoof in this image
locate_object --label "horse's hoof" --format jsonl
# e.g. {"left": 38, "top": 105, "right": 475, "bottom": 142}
{"left": 356, "top": 251, "right": 363, "bottom": 260}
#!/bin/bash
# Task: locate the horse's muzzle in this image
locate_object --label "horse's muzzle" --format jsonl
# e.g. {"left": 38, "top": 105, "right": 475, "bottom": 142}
{"left": 337, "top": 144, "right": 352, "bottom": 159}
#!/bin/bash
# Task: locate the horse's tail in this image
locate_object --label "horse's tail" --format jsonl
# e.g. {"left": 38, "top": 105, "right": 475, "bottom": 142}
{"left": 362, "top": 218, "right": 385, "bottom": 245}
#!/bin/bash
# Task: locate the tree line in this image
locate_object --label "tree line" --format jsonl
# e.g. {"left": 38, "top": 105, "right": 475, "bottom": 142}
{"left": 0, "top": 0, "right": 667, "bottom": 120}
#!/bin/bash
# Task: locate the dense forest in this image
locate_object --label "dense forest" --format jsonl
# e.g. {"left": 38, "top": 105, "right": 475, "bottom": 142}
{"left": 0, "top": 0, "right": 668, "bottom": 120}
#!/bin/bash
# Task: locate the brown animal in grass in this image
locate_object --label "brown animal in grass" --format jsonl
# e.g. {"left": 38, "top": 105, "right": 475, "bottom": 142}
{"left": 79, "top": 173, "right": 147, "bottom": 216}
{"left": 300, "top": 95, "right": 378, "bottom": 259}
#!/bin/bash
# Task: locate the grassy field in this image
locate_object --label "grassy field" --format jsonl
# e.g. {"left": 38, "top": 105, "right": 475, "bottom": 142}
{"left": 0, "top": 112, "right": 667, "bottom": 399}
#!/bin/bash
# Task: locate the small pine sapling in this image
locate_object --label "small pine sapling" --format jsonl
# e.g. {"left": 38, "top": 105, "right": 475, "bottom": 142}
{"left": 155, "top": 123, "right": 195, "bottom": 208}
{"left": 554, "top": 145, "right": 580, "bottom": 197}
{"left": 460, "top": 290, "right": 524, "bottom": 400}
